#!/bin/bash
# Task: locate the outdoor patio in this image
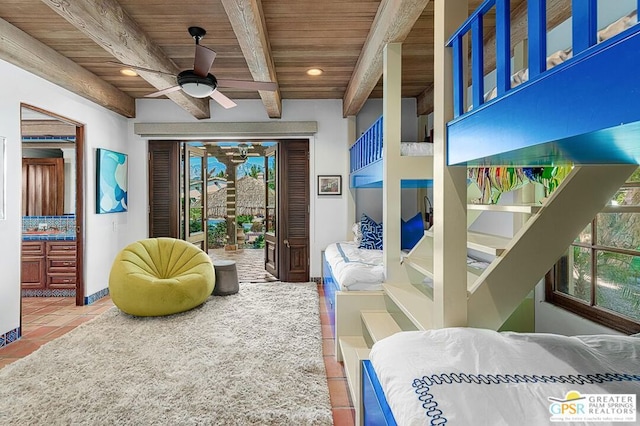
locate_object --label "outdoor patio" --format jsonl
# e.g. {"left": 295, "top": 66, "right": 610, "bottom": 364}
{"left": 209, "top": 248, "right": 277, "bottom": 283}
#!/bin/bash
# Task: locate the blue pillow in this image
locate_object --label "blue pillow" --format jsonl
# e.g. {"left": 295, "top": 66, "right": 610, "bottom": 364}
{"left": 401, "top": 212, "right": 425, "bottom": 250}
{"left": 359, "top": 214, "right": 383, "bottom": 250}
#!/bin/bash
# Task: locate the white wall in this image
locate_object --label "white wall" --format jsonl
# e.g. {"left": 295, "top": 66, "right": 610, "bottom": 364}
{"left": 131, "top": 98, "right": 351, "bottom": 278}
{"left": 0, "top": 59, "right": 132, "bottom": 338}
{"left": 354, "top": 187, "right": 420, "bottom": 225}
{"left": 468, "top": 191, "right": 516, "bottom": 239}
{"left": 356, "top": 98, "right": 418, "bottom": 142}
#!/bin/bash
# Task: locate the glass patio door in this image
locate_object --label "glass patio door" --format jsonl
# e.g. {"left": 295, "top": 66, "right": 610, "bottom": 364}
{"left": 264, "top": 145, "right": 277, "bottom": 277}
{"left": 184, "top": 145, "right": 207, "bottom": 251}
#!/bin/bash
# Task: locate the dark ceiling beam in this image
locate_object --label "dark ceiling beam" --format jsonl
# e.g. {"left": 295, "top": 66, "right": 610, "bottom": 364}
{"left": 40, "top": 0, "right": 210, "bottom": 120}
{"left": 0, "top": 18, "right": 135, "bottom": 118}
{"left": 220, "top": 0, "right": 282, "bottom": 118}
{"left": 343, "top": 0, "right": 429, "bottom": 117}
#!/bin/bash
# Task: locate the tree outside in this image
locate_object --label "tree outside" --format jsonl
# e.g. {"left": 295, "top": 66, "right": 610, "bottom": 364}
{"left": 563, "top": 168, "right": 640, "bottom": 321}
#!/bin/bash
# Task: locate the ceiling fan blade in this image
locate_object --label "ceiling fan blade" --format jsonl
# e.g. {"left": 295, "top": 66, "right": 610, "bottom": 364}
{"left": 106, "top": 61, "right": 175, "bottom": 77}
{"left": 210, "top": 90, "right": 237, "bottom": 109}
{"left": 217, "top": 79, "right": 278, "bottom": 92}
{"left": 193, "top": 45, "right": 216, "bottom": 77}
{"left": 144, "top": 85, "right": 182, "bottom": 98}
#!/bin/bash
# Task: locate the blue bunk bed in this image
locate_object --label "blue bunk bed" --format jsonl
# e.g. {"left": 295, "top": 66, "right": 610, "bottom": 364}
{"left": 447, "top": 0, "right": 640, "bottom": 166}
{"left": 363, "top": 1, "right": 640, "bottom": 424}
{"left": 349, "top": 116, "right": 433, "bottom": 188}
{"left": 322, "top": 116, "right": 434, "bottom": 334}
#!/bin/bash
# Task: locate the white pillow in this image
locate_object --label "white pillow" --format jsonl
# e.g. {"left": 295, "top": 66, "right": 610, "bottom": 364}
{"left": 352, "top": 222, "right": 362, "bottom": 244}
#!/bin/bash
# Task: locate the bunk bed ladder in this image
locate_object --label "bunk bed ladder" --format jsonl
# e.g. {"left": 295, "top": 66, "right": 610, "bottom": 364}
{"left": 467, "top": 164, "right": 637, "bottom": 329}
{"left": 398, "top": 165, "right": 638, "bottom": 333}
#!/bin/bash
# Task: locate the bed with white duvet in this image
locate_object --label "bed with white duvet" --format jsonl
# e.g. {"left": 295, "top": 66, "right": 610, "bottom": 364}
{"left": 367, "top": 328, "right": 640, "bottom": 425}
{"left": 324, "top": 241, "right": 385, "bottom": 291}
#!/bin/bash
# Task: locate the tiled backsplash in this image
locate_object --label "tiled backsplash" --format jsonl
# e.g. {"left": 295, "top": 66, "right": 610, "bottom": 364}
{"left": 23, "top": 215, "right": 76, "bottom": 232}
{"left": 22, "top": 215, "right": 76, "bottom": 241}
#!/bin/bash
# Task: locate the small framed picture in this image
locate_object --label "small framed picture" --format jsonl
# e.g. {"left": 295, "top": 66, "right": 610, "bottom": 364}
{"left": 318, "top": 175, "right": 342, "bottom": 196}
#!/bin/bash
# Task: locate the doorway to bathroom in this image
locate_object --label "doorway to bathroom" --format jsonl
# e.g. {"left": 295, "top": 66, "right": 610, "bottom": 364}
{"left": 20, "top": 104, "right": 85, "bottom": 310}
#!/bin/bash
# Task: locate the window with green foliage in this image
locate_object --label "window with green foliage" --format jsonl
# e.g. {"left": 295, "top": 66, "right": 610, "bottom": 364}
{"left": 546, "top": 169, "right": 640, "bottom": 334}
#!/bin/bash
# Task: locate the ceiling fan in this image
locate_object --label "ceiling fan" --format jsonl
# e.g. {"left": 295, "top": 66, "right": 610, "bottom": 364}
{"left": 112, "top": 26, "right": 278, "bottom": 109}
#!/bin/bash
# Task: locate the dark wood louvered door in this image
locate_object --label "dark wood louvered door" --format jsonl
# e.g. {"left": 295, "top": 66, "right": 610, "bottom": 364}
{"left": 148, "top": 141, "right": 180, "bottom": 238}
{"left": 278, "top": 140, "right": 309, "bottom": 282}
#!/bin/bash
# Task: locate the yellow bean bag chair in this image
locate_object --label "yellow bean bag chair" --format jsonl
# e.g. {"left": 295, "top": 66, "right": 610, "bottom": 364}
{"left": 109, "top": 238, "right": 215, "bottom": 316}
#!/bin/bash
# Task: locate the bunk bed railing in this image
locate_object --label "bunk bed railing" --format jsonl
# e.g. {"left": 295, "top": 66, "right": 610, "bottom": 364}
{"left": 350, "top": 116, "right": 383, "bottom": 174}
{"left": 445, "top": 0, "right": 640, "bottom": 119}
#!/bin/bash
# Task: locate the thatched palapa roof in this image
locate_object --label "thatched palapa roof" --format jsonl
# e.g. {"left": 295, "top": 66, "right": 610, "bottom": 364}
{"left": 207, "top": 175, "right": 272, "bottom": 218}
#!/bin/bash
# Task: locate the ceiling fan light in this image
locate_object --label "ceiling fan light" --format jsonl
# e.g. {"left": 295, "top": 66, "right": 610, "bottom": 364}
{"left": 177, "top": 70, "right": 218, "bottom": 98}
{"left": 181, "top": 82, "right": 215, "bottom": 98}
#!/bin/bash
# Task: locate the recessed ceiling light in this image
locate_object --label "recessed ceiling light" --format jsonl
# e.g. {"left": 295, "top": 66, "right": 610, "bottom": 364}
{"left": 306, "top": 68, "right": 323, "bottom": 76}
{"left": 120, "top": 68, "right": 138, "bottom": 77}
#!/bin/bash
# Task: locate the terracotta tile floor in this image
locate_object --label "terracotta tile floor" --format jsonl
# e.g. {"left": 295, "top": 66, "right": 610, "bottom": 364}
{"left": 0, "top": 296, "right": 113, "bottom": 369}
{"left": 0, "top": 250, "right": 355, "bottom": 426}
{"left": 318, "top": 283, "right": 356, "bottom": 425}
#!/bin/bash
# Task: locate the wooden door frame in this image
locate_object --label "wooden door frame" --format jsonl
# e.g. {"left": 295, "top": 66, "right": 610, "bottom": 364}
{"left": 20, "top": 104, "right": 85, "bottom": 306}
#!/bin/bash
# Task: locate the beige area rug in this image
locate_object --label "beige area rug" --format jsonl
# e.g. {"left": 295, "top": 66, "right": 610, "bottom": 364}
{"left": 0, "top": 282, "right": 333, "bottom": 425}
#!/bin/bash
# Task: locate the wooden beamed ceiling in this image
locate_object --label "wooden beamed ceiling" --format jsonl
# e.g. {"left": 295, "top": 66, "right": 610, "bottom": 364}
{"left": 0, "top": 17, "right": 135, "bottom": 118}
{"left": 41, "top": 0, "right": 210, "bottom": 119}
{"left": 220, "top": 0, "right": 282, "bottom": 118}
{"left": 0, "top": 0, "right": 571, "bottom": 120}
{"left": 342, "top": 0, "right": 430, "bottom": 117}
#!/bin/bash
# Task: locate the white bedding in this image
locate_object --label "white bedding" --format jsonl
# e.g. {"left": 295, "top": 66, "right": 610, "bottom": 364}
{"left": 370, "top": 329, "right": 640, "bottom": 425}
{"left": 401, "top": 142, "right": 433, "bottom": 157}
{"left": 325, "top": 242, "right": 491, "bottom": 291}
{"left": 324, "top": 242, "right": 384, "bottom": 291}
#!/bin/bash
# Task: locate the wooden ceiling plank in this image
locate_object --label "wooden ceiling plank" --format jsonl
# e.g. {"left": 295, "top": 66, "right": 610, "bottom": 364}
{"left": 220, "top": 0, "right": 282, "bottom": 118}
{"left": 40, "top": 0, "right": 210, "bottom": 119}
{"left": 342, "top": 0, "right": 430, "bottom": 117}
{"left": 0, "top": 18, "right": 135, "bottom": 118}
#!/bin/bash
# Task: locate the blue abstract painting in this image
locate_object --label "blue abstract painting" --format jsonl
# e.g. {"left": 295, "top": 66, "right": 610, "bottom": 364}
{"left": 96, "top": 148, "right": 128, "bottom": 214}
